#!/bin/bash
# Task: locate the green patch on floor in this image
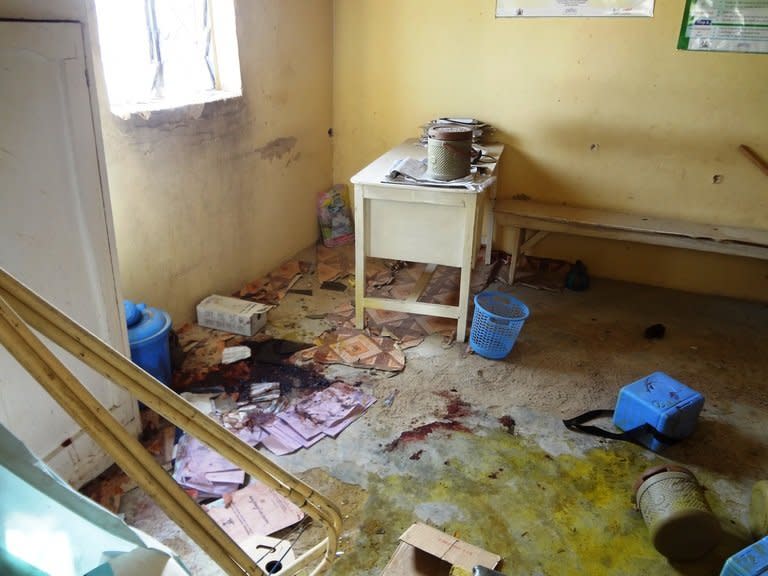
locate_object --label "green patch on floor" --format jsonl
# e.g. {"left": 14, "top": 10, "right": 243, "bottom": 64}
{"left": 305, "top": 427, "right": 747, "bottom": 576}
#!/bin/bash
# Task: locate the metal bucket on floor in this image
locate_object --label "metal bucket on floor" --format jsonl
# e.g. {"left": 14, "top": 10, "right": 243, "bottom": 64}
{"left": 634, "top": 465, "right": 721, "bottom": 561}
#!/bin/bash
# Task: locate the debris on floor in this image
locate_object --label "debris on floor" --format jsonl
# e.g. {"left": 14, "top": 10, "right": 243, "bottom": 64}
{"left": 326, "top": 302, "right": 449, "bottom": 344}
{"left": 221, "top": 345, "right": 252, "bottom": 364}
{"left": 513, "top": 255, "right": 571, "bottom": 291}
{"left": 258, "top": 381, "right": 376, "bottom": 456}
{"left": 81, "top": 411, "right": 175, "bottom": 513}
{"left": 102, "top": 266, "right": 768, "bottom": 575}
{"left": 172, "top": 337, "right": 325, "bottom": 393}
{"left": 204, "top": 480, "right": 305, "bottom": 541}
{"left": 380, "top": 522, "right": 501, "bottom": 576}
{"left": 235, "top": 259, "right": 312, "bottom": 305}
{"left": 317, "top": 242, "right": 353, "bottom": 283}
{"left": 278, "top": 381, "right": 376, "bottom": 441}
{"left": 565, "top": 259, "right": 590, "bottom": 291}
{"left": 238, "top": 533, "right": 299, "bottom": 574}
{"left": 80, "top": 464, "right": 138, "bottom": 514}
{"left": 291, "top": 326, "right": 407, "bottom": 372}
{"left": 644, "top": 323, "right": 666, "bottom": 339}
{"left": 172, "top": 433, "right": 245, "bottom": 500}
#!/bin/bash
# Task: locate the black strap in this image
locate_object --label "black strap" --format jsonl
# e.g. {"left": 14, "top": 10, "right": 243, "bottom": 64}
{"left": 562, "top": 409, "right": 679, "bottom": 448}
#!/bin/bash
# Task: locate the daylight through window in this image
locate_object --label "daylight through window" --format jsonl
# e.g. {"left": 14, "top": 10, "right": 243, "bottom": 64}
{"left": 94, "top": 0, "right": 241, "bottom": 116}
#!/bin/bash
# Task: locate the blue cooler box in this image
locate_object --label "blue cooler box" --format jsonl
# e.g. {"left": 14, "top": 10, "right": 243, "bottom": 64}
{"left": 720, "top": 536, "right": 768, "bottom": 576}
{"left": 613, "top": 372, "right": 704, "bottom": 452}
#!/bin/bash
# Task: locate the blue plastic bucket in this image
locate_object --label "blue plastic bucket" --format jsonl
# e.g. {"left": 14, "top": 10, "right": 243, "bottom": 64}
{"left": 124, "top": 300, "right": 172, "bottom": 386}
{"left": 470, "top": 291, "right": 529, "bottom": 359}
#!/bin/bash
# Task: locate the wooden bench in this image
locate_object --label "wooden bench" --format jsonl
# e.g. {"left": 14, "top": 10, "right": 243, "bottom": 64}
{"left": 494, "top": 199, "right": 768, "bottom": 284}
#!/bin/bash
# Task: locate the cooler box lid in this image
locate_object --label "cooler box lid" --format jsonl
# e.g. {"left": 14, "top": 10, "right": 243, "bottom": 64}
{"left": 613, "top": 372, "right": 704, "bottom": 440}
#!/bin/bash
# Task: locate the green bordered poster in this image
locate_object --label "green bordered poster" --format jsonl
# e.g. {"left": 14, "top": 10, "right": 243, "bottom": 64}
{"left": 495, "top": 0, "right": 654, "bottom": 17}
{"left": 678, "top": 0, "right": 768, "bottom": 53}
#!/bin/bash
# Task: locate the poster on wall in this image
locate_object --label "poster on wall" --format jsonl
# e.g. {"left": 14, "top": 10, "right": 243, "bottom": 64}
{"left": 678, "top": 0, "right": 768, "bottom": 54}
{"left": 496, "top": 0, "right": 654, "bottom": 17}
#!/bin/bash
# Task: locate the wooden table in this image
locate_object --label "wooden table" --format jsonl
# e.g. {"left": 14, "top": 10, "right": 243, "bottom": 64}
{"left": 350, "top": 139, "right": 504, "bottom": 342}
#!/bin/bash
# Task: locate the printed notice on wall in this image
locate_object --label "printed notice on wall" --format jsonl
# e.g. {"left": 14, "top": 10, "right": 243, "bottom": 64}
{"left": 496, "top": 0, "right": 654, "bottom": 17}
{"left": 678, "top": 0, "right": 768, "bottom": 53}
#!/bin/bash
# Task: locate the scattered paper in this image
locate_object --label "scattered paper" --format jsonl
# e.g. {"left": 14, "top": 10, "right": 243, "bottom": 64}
{"left": 222, "top": 345, "right": 252, "bottom": 364}
{"left": 387, "top": 157, "right": 473, "bottom": 186}
{"left": 172, "top": 434, "right": 244, "bottom": 499}
{"left": 180, "top": 391, "right": 217, "bottom": 415}
{"left": 257, "top": 382, "right": 376, "bottom": 455}
{"left": 205, "top": 481, "right": 304, "bottom": 542}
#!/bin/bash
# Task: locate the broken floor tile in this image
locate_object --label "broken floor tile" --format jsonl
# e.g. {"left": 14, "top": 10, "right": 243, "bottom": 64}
{"left": 316, "top": 242, "right": 354, "bottom": 283}
{"left": 235, "top": 260, "right": 311, "bottom": 305}
{"left": 513, "top": 254, "right": 570, "bottom": 292}
{"left": 291, "top": 327, "right": 406, "bottom": 372}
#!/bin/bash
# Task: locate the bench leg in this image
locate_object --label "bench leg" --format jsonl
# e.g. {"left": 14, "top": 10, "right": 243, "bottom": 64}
{"left": 507, "top": 227, "right": 522, "bottom": 284}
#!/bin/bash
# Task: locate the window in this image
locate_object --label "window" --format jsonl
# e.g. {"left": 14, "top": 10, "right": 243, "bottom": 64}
{"left": 94, "top": 0, "right": 241, "bottom": 117}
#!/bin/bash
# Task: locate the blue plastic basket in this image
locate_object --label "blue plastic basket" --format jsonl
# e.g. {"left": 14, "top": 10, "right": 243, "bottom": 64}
{"left": 470, "top": 291, "right": 529, "bottom": 359}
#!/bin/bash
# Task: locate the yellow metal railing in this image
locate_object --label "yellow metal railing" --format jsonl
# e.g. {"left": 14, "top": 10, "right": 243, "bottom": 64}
{"left": 0, "top": 267, "right": 341, "bottom": 576}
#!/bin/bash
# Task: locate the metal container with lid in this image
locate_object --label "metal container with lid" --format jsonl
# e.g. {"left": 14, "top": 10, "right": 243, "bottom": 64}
{"left": 426, "top": 125, "right": 473, "bottom": 181}
{"left": 634, "top": 465, "right": 721, "bottom": 561}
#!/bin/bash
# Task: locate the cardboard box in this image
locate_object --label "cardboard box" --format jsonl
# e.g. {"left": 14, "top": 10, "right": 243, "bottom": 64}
{"left": 196, "top": 295, "right": 270, "bottom": 336}
{"left": 381, "top": 523, "right": 501, "bottom": 576}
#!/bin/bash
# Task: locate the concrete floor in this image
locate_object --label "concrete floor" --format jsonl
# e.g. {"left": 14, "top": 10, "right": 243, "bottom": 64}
{"left": 121, "top": 262, "right": 768, "bottom": 576}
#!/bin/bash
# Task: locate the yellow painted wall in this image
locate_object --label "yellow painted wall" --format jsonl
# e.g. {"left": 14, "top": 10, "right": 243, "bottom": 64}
{"left": 333, "top": 0, "right": 768, "bottom": 301}
{"left": 1, "top": 0, "right": 333, "bottom": 325}
{"left": 96, "top": 0, "right": 334, "bottom": 324}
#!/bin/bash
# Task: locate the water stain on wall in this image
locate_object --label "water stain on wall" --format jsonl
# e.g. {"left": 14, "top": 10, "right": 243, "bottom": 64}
{"left": 255, "top": 136, "right": 297, "bottom": 161}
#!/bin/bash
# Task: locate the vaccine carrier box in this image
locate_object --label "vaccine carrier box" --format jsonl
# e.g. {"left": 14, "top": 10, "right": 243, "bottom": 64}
{"left": 196, "top": 295, "right": 269, "bottom": 336}
{"left": 613, "top": 372, "right": 704, "bottom": 452}
{"left": 720, "top": 536, "right": 768, "bottom": 576}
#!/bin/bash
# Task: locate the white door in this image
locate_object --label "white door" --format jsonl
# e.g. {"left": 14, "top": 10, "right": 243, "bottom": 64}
{"left": 0, "top": 21, "right": 140, "bottom": 487}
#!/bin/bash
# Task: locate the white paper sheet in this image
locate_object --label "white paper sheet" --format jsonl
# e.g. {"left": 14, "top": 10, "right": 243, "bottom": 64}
{"left": 496, "top": 0, "right": 654, "bottom": 17}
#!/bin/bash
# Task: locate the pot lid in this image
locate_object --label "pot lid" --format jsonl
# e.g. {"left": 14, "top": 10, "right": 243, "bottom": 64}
{"left": 124, "top": 300, "right": 171, "bottom": 344}
{"left": 428, "top": 125, "right": 473, "bottom": 141}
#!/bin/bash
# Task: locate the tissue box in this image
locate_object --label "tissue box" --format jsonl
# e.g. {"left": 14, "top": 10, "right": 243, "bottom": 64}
{"left": 196, "top": 295, "right": 269, "bottom": 336}
{"left": 720, "top": 536, "right": 768, "bottom": 576}
{"left": 613, "top": 372, "right": 704, "bottom": 452}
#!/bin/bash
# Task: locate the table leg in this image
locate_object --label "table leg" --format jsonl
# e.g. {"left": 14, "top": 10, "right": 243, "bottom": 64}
{"left": 457, "top": 194, "right": 478, "bottom": 342}
{"left": 354, "top": 185, "right": 366, "bottom": 330}
{"left": 484, "top": 187, "right": 495, "bottom": 266}
{"left": 507, "top": 227, "right": 522, "bottom": 285}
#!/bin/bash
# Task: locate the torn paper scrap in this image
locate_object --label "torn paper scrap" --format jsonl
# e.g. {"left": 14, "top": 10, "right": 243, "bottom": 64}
{"left": 222, "top": 345, "right": 252, "bottom": 365}
{"left": 239, "top": 535, "right": 297, "bottom": 571}
{"left": 180, "top": 392, "right": 217, "bottom": 415}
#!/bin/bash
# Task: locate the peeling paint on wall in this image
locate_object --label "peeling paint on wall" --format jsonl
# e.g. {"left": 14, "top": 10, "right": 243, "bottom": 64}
{"left": 255, "top": 136, "right": 297, "bottom": 161}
